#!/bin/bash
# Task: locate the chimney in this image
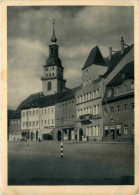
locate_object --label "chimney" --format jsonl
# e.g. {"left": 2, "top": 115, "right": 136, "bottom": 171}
{"left": 109, "top": 47, "right": 112, "bottom": 60}
{"left": 121, "top": 37, "right": 124, "bottom": 55}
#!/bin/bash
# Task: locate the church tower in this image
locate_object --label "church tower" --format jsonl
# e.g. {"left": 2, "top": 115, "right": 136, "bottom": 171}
{"left": 41, "top": 19, "right": 66, "bottom": 96}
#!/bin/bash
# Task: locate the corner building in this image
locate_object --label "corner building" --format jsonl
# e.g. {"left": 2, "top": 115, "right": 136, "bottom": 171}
{"left": 76, "top": 46, "right": 108, "bottom": 141}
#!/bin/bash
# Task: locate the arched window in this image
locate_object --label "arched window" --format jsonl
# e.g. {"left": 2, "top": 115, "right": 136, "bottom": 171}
{"left": 48, "top": 82, "right": 52, "bottom": 91}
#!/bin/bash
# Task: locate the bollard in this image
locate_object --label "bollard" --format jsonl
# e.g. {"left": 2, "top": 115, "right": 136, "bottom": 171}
{"left": 60, "top": 142, "right": 63, "bottom": 158}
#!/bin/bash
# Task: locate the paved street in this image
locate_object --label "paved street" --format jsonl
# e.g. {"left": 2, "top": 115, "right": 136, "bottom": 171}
{"left": 8, "top": 141, "right": 134, "bottom": 185}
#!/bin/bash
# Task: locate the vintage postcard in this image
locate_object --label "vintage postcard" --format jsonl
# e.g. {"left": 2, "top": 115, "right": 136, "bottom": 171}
{"left": 1, "top": 0, "right": 139, "bottom": 194}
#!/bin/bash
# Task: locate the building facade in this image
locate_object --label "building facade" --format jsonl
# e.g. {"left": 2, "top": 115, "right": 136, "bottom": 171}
{"left": 54, "top": 89, "right": 77, "bottom": 141}
{"left": 8, "top": 22, "right": 134, "bottom": 143}
{"left": 41, "top": 20, "right": 66, "bottom": 96}
{"left": 76, "top": 46, "right": 108, "bottom": 141}
{"left": 9, "top": 117, "right": 21, "bottom": 141}
{"left": 102, "top": 61, "right": 134, "bottom": 142}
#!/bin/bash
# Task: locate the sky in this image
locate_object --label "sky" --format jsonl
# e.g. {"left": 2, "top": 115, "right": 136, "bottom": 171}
{"left": 7, "top": 6, "right": 134, "bottom": 110}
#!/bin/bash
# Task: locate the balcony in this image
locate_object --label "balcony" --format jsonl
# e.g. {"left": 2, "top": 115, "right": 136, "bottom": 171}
{"left": 79, "top": 114, "right": 101, "bottom": 124}
{"left": 79, "top": 114, "right": 93, "bottom": 124}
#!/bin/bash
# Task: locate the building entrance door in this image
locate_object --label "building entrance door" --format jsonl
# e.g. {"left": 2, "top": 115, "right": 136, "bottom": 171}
{"left": 36, "top": 131, "right": 38, "bottom": 140}
{"left": 58, "top": 130, "right": 61, "bottom": 141}
{"left": 79, "top": 129, "right": 83, "bottom": 141}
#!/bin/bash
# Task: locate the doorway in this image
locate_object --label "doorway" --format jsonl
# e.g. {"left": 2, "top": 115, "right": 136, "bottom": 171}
{"left": 79, "top": 128, "right": 83, "bottom": 141}
{"left": 36, "top": 131, "right": 38, "bottom": 140}
{"left": 58, "top": 130, "right": 61, "bottom": 141}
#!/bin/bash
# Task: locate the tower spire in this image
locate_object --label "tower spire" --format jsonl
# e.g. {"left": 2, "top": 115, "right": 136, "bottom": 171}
{"left": 51, "top": 18, "right": 57, "bottom": 43}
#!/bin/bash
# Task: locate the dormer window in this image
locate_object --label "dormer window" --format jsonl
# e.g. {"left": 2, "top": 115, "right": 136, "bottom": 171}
{"left": 107, "top": 89, "right": 112, "bottom": 97}
{"left": 116, "top": 87, "right": 119, "bottom": 93}
{"left": 46, "top": 68, "right": 48, "bottom": 71}
{"left": 122, "top": 73, "right": 126, "bottom": 79}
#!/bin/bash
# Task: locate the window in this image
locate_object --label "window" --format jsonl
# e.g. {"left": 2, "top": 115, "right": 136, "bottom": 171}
{"left": 33, "top": 110, "right": 35, "bottom": 116}
{"left": 26, "top": 122, "right": 28, "bottom": 127}
{"left": 52, "top": 67, "right": 54, "bottom": 70}
{"left": 52, "top": 119, "right": 54, "bottom": 124}
{"left": 49, "top": 73, "right": 51, "bottom": 77}
{"left": 104, "top": 108, "right": 107, "bottom": 115}
{"left": 96, "top": 89, "right": 99, "bottom": 97}
{"left": 122, "top": 73, "right": 126, "bottom": 79}
{"left": 52, "top": 73, "right": 54, "bottom": 76}
{"left": 86, "top": 69, "right": 88, "bottom": 75}
{"left": 36, "top": 110, "right": 38, "bottom": 115}
{"left": 29, "top": 111, "right": 31, "bottom": 116}
{"left": 116, "top": 87, "right": 119, "bottom": 93}
{"left": 23, "top": 122, "right": 25, "bottom": 127}
{"left": 131, "top": 103, "right": 134, "bottom": 111}
{"left": 36, "top": 121, "right": 38, "bottom": 126}
{"left": 132, "top": 124, "right": 134, "bottom": 134}
{"left": 15, "top": 120, "right": 17, "bottom": 124}
{"left": 52, "top": 108, "right": 53, "bottom": 113}
{"left": 42, "top": 110, "right": 43, "bottom": 114}
{"left": 48, "top": 82, "right": 52, "bottom": 91}
{"left": 11, "top": 121, "right": 14, "bottom": 125}
{"left": 131, "top": 81, "right": 134, "bottom": 89}
{"left": 33, "top": 121, "right": 35, "bottom": 126}
{"left": 83, "top": 81, "right": 85, "bottom": 86}
{"left": 107, "top": 89, "right": 112, "bottom": 97}
{"left": 110, "top": 107, "right": 114, "bottom": 113}
{"left": 124, "top": 125, "right": 128, "bottom": 134}
{"left": 45, "top": 120, "right": 46, "bottom": 125}
{"left": 41, "top": 120, "right": 43, "bottom": 125}
{"left": 117, "top": 106, "right": 120, "bottom": 113}
{"left": 46, "top": 68, "right": 48, "bottom": 71}
{"left": 48, "top": 108, "right": 50, "bottom": 113}
{"left": 61, "top": 83, "right": 63, "bottom": 92}
{"left": 48, "top": 120, "right": 50, "bottom": 125}
{"left": 124, "top": 104, "right": 127, "bottom": 112}
{"left": 26, "top": 111, "right": 28, "bottom": 116}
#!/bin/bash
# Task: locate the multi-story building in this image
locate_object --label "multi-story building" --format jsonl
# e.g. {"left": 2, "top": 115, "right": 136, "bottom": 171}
{"left": 9, "top": 110, "right": 22, "bottom": 141}
{"left": 8, "top": 21, "right": 134, "bottom": 143}
{"left": 102, "top": 61, "right": 134, "bottom": 141}
{"left": 76, "top": 46, "right": 108, "bottom": 141}
{"left": 55, "top": 88, "right": 77, "bottom": 141}
{"left": 21, "top": 94, "right": 58, "bottom": 140}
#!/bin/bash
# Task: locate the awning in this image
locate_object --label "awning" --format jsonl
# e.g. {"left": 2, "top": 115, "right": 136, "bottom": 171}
{"left": 42, "top": 128, "right": 53, "bottom": 134}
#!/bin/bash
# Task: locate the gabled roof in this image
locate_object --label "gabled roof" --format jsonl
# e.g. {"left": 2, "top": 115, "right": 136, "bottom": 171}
{"left": 21, "top": 88, "right": 76, "bottom": 110}
{"left": 107, "top": 61, "right": 134, "bottom": 87}
{"left": 82, "top": 46, "right": 107, "bottom": 70}
{"left": 102, "top": 61, "right": 134, "bottom": 104}
{"left": 103, "top": 44, "right": 134, "bottom": 78}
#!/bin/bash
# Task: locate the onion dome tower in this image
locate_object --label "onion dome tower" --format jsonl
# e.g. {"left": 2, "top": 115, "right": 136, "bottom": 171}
{"left": 41, "top": 19, "right": 66, "bottom": 96}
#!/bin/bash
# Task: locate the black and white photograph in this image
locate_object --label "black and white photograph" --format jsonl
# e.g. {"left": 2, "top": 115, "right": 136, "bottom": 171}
{"left": 7, "top": 6, "right": 134, "bottom": 186}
